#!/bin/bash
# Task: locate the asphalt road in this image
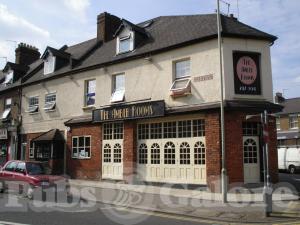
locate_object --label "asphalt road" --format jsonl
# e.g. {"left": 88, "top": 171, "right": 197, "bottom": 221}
{"left": 0, "top": 173, "right": 298, "bottom": 225}
{"left": 0, "top": 193, "right": 211, "bottom": 225}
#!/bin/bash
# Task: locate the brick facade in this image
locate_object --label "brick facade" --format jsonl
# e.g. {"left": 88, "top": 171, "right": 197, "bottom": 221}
{"left": 123, "top": 121, "right": 137, "bottom": 183}
{"left": 66, "top": 124, "right": 102, "bottom": 180}
{"left": 64, "top": 110, "right": 278, "bottom": 190}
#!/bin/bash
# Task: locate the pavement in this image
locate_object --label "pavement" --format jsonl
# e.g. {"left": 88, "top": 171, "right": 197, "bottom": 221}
{"left": 68, "top": 175, "right": 300, "bottom": 224}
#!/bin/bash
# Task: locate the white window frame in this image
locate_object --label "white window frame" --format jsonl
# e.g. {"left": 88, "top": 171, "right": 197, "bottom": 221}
{"left": 117, "top": 31, "right": 135, "bottom": 54}
{"left": 72, "top": 136, "right": 91, "bottom": 159}
{"left": 276, "top": 117, "right": 281, "bottom": 131}
{"left": 85, "top": 79, "right": 96, "bottom": 106}
{"left": 170, "top": 59, "right": 191, "bottom": 93}
{"left": 3, "top": 70, "right": 13, "bottom": 85}
{"left": 28, "top": 96, "right": 39, "bottom": 114}
{"left": 289, "top": 114, "right": 298, "bottom": 129}
{"left": 111, "top": 73, "right": 125, "bottom": 103}
{"left": 44, "top": 54, "right": 56, "bottom": 75}
{"left": 2, "top": 98, "right": 12, "bottom": 120}
{"left": 44, "top": 92, "right": 56, "bottom": 111}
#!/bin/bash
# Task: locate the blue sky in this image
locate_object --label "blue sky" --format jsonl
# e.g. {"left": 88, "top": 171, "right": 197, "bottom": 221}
{"left": 0, "top": 0, "right": 299, "bottom": 98}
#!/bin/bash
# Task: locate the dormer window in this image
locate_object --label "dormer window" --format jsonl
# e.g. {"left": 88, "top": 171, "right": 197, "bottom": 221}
{"left": 2, "top": 98, "right": 12, "bottom": 120}
{"left": 117, "top": 31, "right": 134, "bottom": 54}
{"left": 44, "top": 54, "right": 56, "bottom": 75}
{"left": 3, "top": 70, "right": 13, "bottom": 86}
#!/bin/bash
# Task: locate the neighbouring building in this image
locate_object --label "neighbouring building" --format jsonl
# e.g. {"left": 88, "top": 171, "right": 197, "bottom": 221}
{"left": 0, "top": 43, "right": 40, "bottom": 165}
{"left": 275, "top": 92, "right": 300, "bottom": 147}
{"left": 5, "top": 12, "right": 282, "bottom": 190}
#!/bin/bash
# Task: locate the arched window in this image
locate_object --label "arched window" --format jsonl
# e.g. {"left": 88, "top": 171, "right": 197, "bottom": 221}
{"left": 113, "top": 143, "right": 122, "bottom": 163}
{"left": 164, "top": 142, "right": 175, "bottom": 164}
{"left": 103, "top": 143, "right": 111, "bottom": 163}
{"left": 138, "top": 143, "right": 148, "bottom": 164}
{"left": 180, "top": 142, "right": 190, "bottom": 164}
{"left": 194, "top": 141, "right": 205, "bottom": 165}
{"left": 151, "top": 143, "right": 160, "bottom": 164}
{"left": 243, "top": 139, "right": 258, "bottom": 164}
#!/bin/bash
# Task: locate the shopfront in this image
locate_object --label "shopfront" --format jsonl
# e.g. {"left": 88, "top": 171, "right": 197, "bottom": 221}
{"left": 0, "top": 128, "right": 8, "bottom": 166}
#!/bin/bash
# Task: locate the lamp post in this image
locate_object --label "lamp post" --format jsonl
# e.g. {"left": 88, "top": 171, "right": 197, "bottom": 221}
{"left": 246, "top": 110, "right": 272, "bottom": 217}
{"left": 216, "top": 0, "right": 227, "bottom": 203}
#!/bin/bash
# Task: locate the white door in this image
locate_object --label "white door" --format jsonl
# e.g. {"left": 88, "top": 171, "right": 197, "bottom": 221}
{"left": 137, "top": 119, "right": 206, "bottom": 185}
{"left": 243, "top": 136, "right": 260, "bottom": 183}
{"left": 102, "top": 123, "right": 123, "bottom": 180}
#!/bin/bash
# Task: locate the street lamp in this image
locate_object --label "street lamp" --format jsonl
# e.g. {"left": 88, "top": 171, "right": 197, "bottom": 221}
{"left": 246, "top": 110, "right": 273, "bottom": 217}
{"left": 216, "top": 0, "right": 227, "bottom": 203}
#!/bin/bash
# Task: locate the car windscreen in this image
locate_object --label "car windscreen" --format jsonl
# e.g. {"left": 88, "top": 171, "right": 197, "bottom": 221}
{"left": 26, "top": 163, "right": 46, "bottom": 175}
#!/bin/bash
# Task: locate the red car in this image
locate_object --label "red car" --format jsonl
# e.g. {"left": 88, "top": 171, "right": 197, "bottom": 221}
{"left": 0, "top": 160, "right": 69, "bottom": 199}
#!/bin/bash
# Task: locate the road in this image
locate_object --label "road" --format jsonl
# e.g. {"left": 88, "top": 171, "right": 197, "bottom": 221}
{"left": 0, "top": 193, "right": 211, "bottom": 225}
{"left": 0, "top": 173, "right": 298, "bottom": 225}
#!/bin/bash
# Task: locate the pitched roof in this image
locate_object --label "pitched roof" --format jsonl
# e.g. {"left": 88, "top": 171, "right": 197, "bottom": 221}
{"left": 32, "top": 129, "right": 65, "bottom": 142}
{"left": 19, "top": 14, "right": 277, "bottom": 86}
{"left": 277, "top": 98, "right": 300, "bottom": 115}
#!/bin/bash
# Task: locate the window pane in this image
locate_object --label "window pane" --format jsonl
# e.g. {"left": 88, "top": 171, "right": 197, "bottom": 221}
{"left": 163, "top": 122, "right": 176, "bottom": 138}
{"left": 85, "top": 137, "right": 90, "bottom": 147}
{"left": 72, "top": 138, "right": 78, "bottom": 147}
{"left": 119, "top": 38, "right": 131, "bottom": 53}
{"left": 86, "top": 80, "right": 96, "bottom": 106}
{"left": 79, "top": 137, "right": 84, "bottom": 147}
{"left": 175, "top": 60, "right": 190, "bottom": 79}
{"left": 45, "top": 93, "right": 56, "bottom": 103}
{"left": 114, "top": 74, "right": 125, "bottom": 91}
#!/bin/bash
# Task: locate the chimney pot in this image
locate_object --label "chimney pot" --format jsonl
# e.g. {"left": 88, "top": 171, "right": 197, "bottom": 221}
{"left": 15, "top": 43, "right": 40, "bottom": 66}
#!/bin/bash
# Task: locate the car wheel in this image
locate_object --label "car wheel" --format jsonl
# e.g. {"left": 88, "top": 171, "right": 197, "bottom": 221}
{"left": 289, "top": 165, "right": 296, "bottom": 174}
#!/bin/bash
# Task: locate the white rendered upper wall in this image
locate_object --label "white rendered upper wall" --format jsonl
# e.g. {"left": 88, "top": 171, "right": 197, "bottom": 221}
{"left": 21, "top": 37, "right": 274, "bottom": 134}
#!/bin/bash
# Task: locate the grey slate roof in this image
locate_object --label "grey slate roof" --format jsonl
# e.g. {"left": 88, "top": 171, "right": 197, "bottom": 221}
{"left": 7, "top": 14, "right": 278, "bottom": 88}
{"left": 277, "top": 98, "right": 300, "bottom": 115}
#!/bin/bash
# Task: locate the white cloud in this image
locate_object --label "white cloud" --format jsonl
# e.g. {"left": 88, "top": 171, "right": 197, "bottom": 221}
{"left": 0, "top": 4, "right": 49, "bottom": 38}
{"left": 63, "top": 0, "right": 90, "bottom": 22}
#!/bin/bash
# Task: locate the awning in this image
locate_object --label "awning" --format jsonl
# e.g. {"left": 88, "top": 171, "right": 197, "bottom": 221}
{"left": 32, "top": 129, "right": 64, "bottom": 142}
{"left": 277, "top": 131, "right": 300, "bottom": 140}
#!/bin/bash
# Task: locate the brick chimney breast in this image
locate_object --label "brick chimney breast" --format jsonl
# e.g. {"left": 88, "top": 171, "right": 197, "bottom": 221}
{"left": 97, "top": 12, "right": 122, "bottom": 42}
{"left": 15, "top": 43, "right": 40, "bottom": 66}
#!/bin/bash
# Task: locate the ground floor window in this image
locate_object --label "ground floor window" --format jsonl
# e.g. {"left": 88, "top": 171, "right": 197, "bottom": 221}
{"left": 72, "top": 136, "right": 91, "bottom": 159}
{"left": 29, "top": 141, "right": 34, "bottom": 158}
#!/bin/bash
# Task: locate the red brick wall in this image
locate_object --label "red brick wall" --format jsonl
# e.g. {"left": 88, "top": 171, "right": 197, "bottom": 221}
{"left": 66, "top": 124, "right": 102, "bottom": 180}
{"left": 123, "top": 121, "right": 137, "bottom": 183}
{"left": 205, "top": 112, "right": 222, "bottom": 191}
{"left": 205, "top": 111, "right": 279, "bottom": 191}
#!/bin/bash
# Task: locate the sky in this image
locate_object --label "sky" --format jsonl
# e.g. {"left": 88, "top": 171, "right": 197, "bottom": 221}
{"left": 0, "top": 0, "right": 299, "bottom": 98}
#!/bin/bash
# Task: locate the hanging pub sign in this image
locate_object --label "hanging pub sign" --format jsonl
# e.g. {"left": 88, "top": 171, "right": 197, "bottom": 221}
{"left": 233, "top": 51, "right": 261, "bottom": 95}
{"left": 93, "top": 100, "right": 165, "bottom": 122}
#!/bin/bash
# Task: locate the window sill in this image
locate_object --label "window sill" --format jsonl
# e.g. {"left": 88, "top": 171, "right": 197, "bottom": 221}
{"left": 44, "top": 109, "right": 56, "bottom": 113}
{"left": 82, "top": 105, "right": 96, "bottom": 110}
{"left": 71, "top": 157, "right": 91, "bottom": 160}
{"left": 28, "top": 112, "right": 40, "bottom": 115}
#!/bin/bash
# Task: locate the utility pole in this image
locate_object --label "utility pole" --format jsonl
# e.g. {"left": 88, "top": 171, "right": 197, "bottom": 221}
{"left": 217, "top": 0, "right": 227, "bottom": 203}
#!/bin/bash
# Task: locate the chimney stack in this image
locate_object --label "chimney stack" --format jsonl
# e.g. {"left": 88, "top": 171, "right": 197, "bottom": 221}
{"left": 15, "top": 43, "right": 40, "bottom": 66}
{"left": 275, "top": 92, "right": 285, "bottom": 104}
{"left": 97, "top": 12, "right": 122, "bottom": 43}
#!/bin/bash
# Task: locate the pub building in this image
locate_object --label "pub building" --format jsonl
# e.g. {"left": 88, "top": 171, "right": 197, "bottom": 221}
{"left": 17, "top": 12, "right": 281, "bottom": 191}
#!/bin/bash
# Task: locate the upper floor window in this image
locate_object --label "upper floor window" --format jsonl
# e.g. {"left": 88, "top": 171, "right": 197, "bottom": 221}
{"left": 289, "top": 115, "right": 298, "bottom": 129}
{"left": 44, "top": 54, "right": 56, "bottom": 75}
{"left": 85, "top": 80, "right": 96, "bottom": 106}
{"left": 3, "top": 70, "right": 13, "bottom": 86}
{"left": 117, "top": 32, "right": 134, "bottom": 54}
{"left": 111, "top": 74, "right": 125, "bottom": 103}
{"left": 28, "top": 96, "right": 39, "bottom": 113}
{"left": 2, "top": 98, "right": 12, "bottom": 120}
{"left": 170, "top": 59, "right": 191, "bottom": 96}
{"left": 44, "top": 93, "right": 56, "bottom": 111}
{"left": 276, "top": 118, "right": 280, "bottom": 130}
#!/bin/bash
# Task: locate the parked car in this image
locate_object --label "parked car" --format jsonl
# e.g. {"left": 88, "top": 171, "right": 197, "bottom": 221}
{"left": 278, "top": 147, "right": 300, "bottom": 174}
{"left": 0, "top": 160, "right": 69, "bottom": 199}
